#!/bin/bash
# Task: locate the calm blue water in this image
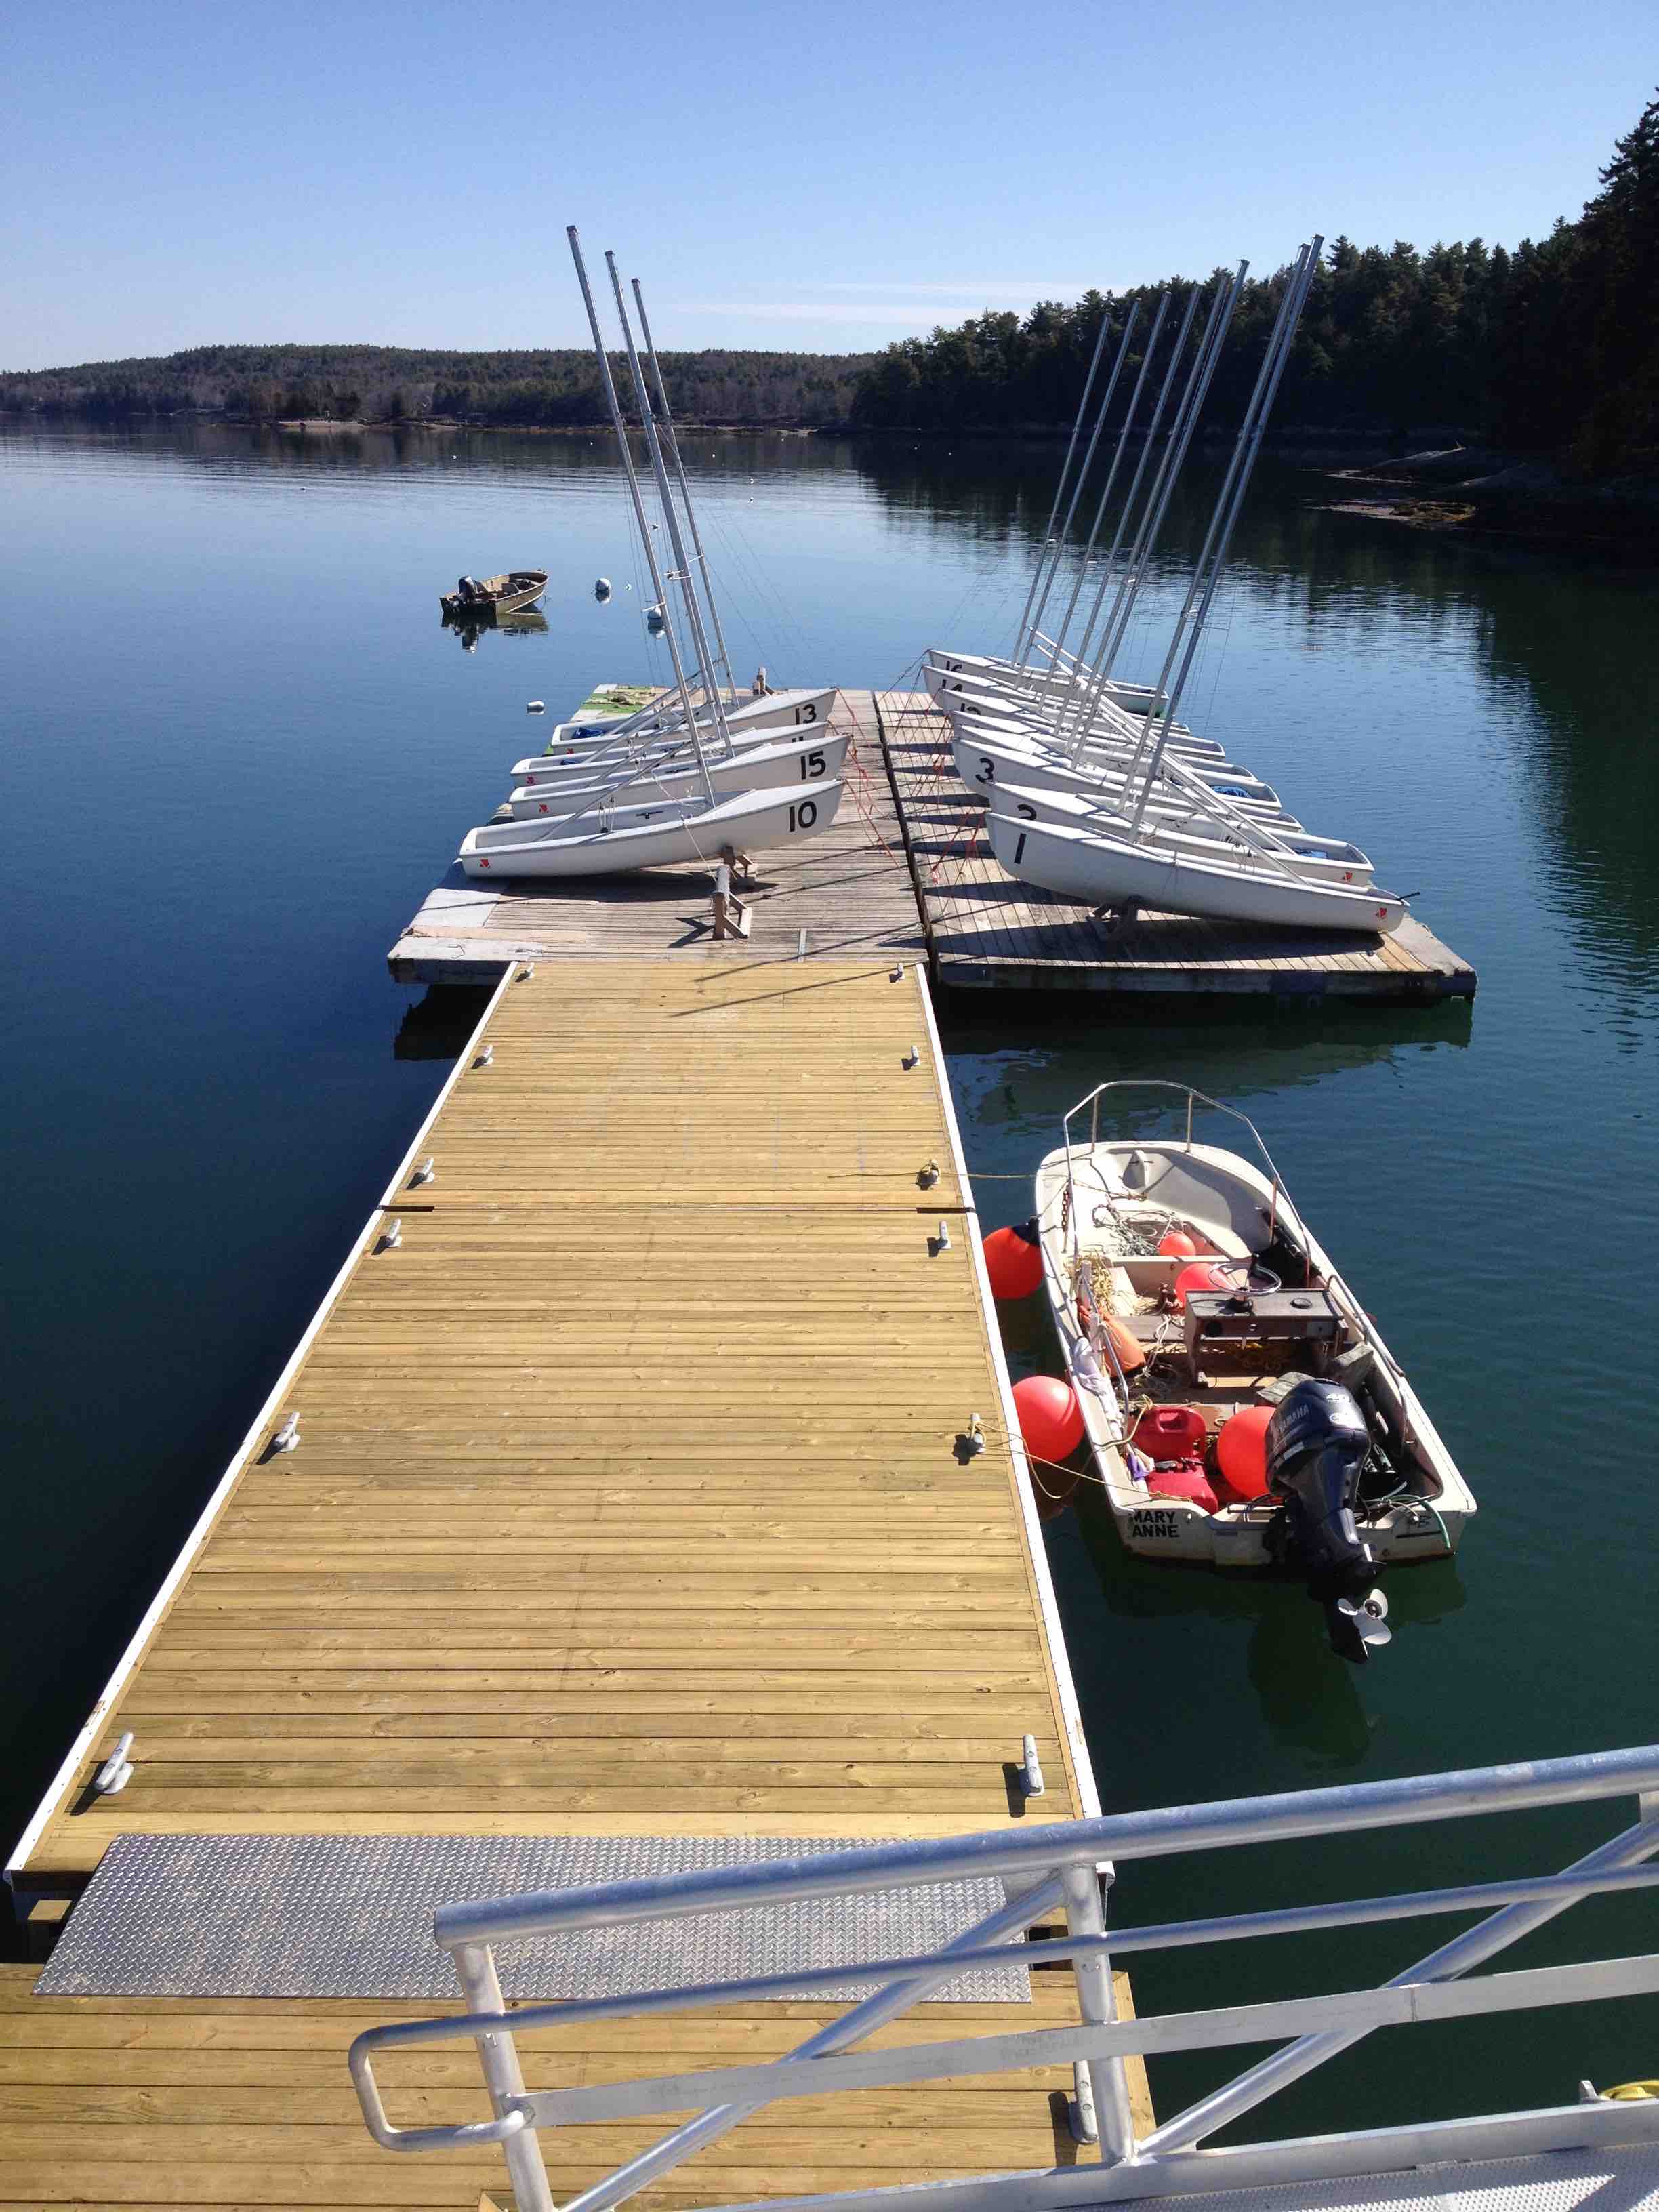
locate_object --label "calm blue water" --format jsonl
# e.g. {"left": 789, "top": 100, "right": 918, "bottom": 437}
{"left": 1, "top": 423, "right": 1656, "bottom": 2130}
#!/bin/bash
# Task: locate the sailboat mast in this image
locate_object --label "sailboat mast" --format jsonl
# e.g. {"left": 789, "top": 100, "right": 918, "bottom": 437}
{"left": 631, "top": 276, "right": 736, "bottom": 705}
{"left": 1017, "top": 304, "right": 1140, "bottom": 680}
{"left": 567, "top": 224, "right": 706, "bottom": 775}
{"left": 605, "top": 251, "right": 733, "bottom": 778}
{"left": 1061, "top": 262, "right": 1245, "bottom": 757}
{"left": 1048, "top": 286, "right": 1196, "bottom": 744}
{"left": 1010, "top": 300, "right": 1114, "bottom": 668}
{"left": 1034, "top": 287, "right": 1176, "bottom": 750}
{"left": 1127, "top": 240, "right": 1321, "bottom": 833}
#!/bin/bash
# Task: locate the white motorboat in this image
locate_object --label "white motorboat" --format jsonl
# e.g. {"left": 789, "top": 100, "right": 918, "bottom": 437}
{"left": 987, "top": 797, "right": 1404, "bottom": 930}
{"left": 501, "top": 726, "right": 846, "bottom": 819}
{"left": 1033, "top": 1080, "right": 1475, "bottom": 1660}
{"left": 462, "top": 778, "right": 842, "bottom": 879}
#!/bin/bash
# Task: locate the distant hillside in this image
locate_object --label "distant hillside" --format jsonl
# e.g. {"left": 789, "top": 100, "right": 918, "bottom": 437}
{"left": 0, "top": 342, "right": 875, "bottom": 428}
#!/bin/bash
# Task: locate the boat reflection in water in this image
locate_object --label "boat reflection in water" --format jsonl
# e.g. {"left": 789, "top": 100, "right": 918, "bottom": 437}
{"left": 441, "top": 607, "right": 550, "bottom": 651}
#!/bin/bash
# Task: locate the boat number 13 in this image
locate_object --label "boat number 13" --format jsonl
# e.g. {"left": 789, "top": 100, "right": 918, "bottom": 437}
{"left": 798, "top": 750, "right": 826, "bottom": 780}
{"left": 789, "top": 800, "right": 818, "bottom": 832}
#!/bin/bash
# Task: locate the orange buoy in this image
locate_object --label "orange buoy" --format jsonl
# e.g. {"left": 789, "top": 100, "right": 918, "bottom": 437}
{"left": 1012, "top": 1375, "right": 1084, "bottom": 1462}
{"left": 983, "top": 1221, "right": 1044, "bottom": 1300}
{"left": 1216, "top": 1404, "right": 1274, "bottom": 1499}
{"left": 1158, "top": 1228, "right": 1197, "bottom": 1258}
{"left": 1175, "top": 1259, "right": 1238, "bottom": 1306}
{"left": 1101, "top": 1311, "right": 1146, "bottom": 1374}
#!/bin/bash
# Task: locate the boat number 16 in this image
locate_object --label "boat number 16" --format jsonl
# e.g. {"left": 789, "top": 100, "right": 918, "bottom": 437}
{"left": 798, "top": 750, "right": 826, "bottom": 780}
{"left": 788, "top": 800, "right": 819, "bottom": 832}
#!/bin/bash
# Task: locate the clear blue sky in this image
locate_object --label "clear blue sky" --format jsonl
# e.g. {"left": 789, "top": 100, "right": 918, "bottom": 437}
{"left": 3, "top": 0, "right": 1652, "bottom": 369}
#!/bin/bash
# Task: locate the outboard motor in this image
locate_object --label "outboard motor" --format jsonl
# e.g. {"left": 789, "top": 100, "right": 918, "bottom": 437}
{"left": 1265, "top": 1380, "right": 1391, "bottom": 1664}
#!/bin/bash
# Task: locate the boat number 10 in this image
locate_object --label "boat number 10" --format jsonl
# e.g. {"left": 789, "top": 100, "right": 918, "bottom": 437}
{"left": 798, "top": 750, "right": 826, "bottom": 780}
{"left": 788, "top": 800, "right": 819, "bottom": 832}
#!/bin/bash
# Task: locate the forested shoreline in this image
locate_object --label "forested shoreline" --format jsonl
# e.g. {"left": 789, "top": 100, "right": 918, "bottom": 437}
{"left": 852, "top": 93, "right": 1658, "bottom": 480}
{"left": 0, "top": 344, "right": 874, "bottom": 430}
{"left": 5, "top": 94, "right": 1652, "bottom": 481}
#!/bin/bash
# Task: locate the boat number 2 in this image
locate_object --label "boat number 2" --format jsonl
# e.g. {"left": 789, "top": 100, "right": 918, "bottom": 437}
{"left": 975, "top": 756, "right": 994, "bottom": 784}
{"left": 790, "top": 800, "right": 818, "bottom": 832}
{"left": 798, "top": 749, "right": 826, "bottom": 780}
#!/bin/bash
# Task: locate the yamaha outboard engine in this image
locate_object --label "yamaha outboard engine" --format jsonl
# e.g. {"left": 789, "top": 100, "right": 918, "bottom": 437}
{"left": 1265, "top": 1380, "right": 1391, "bottom": 1664}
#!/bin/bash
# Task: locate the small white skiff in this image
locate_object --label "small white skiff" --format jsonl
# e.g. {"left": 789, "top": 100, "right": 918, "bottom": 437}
{"left": 988, "top": 798, "right": 1406, "bottom": 933}
{"left": 460, "top": 779, "right": 842, "bottom": 880}
{"left": 1034, "top": 1080, "right": 1475, "bottom": 1587}
{"left": 502, "top": 726, "right": 847, "bottom": 819}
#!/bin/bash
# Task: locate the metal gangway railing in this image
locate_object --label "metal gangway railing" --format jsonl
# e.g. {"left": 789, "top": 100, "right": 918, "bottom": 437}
{"left": 351, "top": 1745, "right": 1659, "bottom": 2212}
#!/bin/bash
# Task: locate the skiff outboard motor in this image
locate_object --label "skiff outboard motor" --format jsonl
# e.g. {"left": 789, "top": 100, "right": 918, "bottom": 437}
{"left": 1265, "top": 1380, "right": 1391, "bottom": 1664}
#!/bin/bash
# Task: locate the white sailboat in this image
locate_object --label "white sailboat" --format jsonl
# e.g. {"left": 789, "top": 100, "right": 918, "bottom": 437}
{"left": 455, "top": 228, "right": 843, "bottom": 882}
{"left": 988, "top": 240, "right": 1408, "bottom": 935}
{"left": 461, "top": 779, "right": 842, "bottom": 878}
{"left": 511, "top": 688, "right": 837, "bottom": 785}
{"left": 501, "top": 725, "right": 848, "bottom": 819}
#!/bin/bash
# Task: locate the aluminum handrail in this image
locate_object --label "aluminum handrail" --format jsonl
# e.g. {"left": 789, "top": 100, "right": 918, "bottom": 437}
{"left": 350, "top": 1744, "right": 1659, "bottom": 2212}
{"left": 434, "top": 1746, "right": 1659, "bottom": 1948}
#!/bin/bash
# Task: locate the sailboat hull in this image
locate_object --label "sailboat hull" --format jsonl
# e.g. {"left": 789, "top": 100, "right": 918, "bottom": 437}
{"left": 949, "top": 725, "right": 1288, "bottom": 818}
{"left": 521, "top": 689, "right": 836, "bottom": 779}
{"left": 987, "top": 806, "right": 1406, "bottom": 934}
{"left": 505, "top": 730, "right": 848, "bottom": 819}
{"left": 460, "top": 779, "right": 844, "bottom": 880}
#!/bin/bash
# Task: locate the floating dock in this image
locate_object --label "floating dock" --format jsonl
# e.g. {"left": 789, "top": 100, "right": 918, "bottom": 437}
{"left": 391, "top": 693, "right": 1475, "bottom": 1001}
{"left": 5, "top": 916, "right": 1149, "bottom": 2201}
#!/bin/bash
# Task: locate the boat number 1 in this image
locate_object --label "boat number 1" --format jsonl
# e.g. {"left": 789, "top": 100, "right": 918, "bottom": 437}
{"left": 975, "top": 757, "right": 994, "bottom": 784}
{"left": 790, "top": 800, "right": 818, "bottom": 832}
{"left": 1012, "top": 832, "right": 1027, "bottom": 863}
{"left": 798, "top": 750, "right": 825, "bottom": 780}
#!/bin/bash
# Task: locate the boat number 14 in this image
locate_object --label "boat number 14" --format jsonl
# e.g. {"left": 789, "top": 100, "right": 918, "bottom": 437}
{"left": 798, "top": 750, "right": 826, "bottom": 780}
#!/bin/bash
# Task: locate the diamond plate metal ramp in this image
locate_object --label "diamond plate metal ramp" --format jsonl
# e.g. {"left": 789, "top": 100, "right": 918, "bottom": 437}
{"left": 37, "top": 1834, "right": 1031, "bottom": 2002}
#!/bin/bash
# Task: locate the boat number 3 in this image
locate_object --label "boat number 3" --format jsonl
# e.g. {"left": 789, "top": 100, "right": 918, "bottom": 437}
{"left": 790, "top": 800, "right": 818, "bottom": 832}
{"left": 798, "top": 749, "right": 826, "bottom": 780}
{"left": 975, "top": 757, "right": 994, "bottom": 784}
{"left": 795, "top": 701, "right": 818, "bottom": 722}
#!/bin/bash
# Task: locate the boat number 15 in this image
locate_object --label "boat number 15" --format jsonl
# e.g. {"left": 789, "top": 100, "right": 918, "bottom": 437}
{"left": 798, "top": 750, "right": 826, "bottom": 780}
{"left": 789, "top": 800, "right": 819, "bottom": 832}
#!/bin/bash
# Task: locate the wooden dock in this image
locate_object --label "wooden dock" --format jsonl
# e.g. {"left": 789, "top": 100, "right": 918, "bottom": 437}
{"left": 878, "top": 693, "right": 1477, "bottom": 1001}
{"left": 4, "top": 929, "right": 1149, "bottom": 2201}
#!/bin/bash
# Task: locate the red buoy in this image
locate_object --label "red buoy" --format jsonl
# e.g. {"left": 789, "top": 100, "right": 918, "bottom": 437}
{"left": 1216, "top": 1404, "right": 1274, "bottom": 1499}
{"left": 1175, "top": 1259, "right": 1238, "bottom": 1306}
{"left": 983, "top": 1221, "right": 1044, "bottom": 1300}
{"left": 1158, "top": 1228, "right": 1197, "bottom": 1258}
{"left": 1013, "top": 1375, "right": 1084, "bottom": 1462}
